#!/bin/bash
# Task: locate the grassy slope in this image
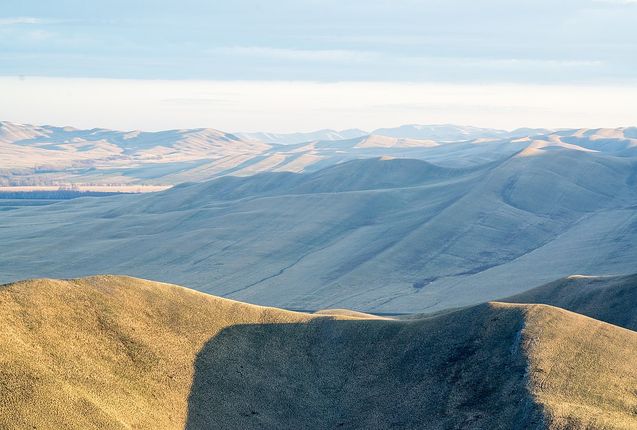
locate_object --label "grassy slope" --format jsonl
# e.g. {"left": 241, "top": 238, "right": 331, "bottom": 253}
{"left": 503, "top": 274, "right": 637, "bottom": 331}
{"left": 522, "top": 303, "right": 637, "bottom": 429}
{"left": 2, "top": 152, "right": 636, "bottom": 314}
{"left": 0, "top": 275, "right": 635, "bottom": 429}
{"left": 0, "top": 276, "right": 310, "bottom": 429}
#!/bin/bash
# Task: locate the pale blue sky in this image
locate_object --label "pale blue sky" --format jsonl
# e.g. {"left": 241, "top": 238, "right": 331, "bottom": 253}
{"left": 1, "top": 1, "right": 636, "bottom": 130}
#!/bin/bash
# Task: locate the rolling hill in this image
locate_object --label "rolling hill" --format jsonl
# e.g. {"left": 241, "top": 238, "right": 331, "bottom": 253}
{"left": 502, "top": 274, "right": 637, "bottom": 331}
{"left": 0, "top": 121, "right": 527, "bottom": 187}
{"left": 235, "top": 124, "right": 535, "bottom": 144}
{"left": 0, "top": 275, "right": 635, "bottom": 429}
{"left": 235, "top": 128, "right": 368, "bottom": 144}
{"left": 0, "top": 121, "right": 271, "bottom": 186}
{"left": 370, "top": 124, "right": 512, "bottom": 141}
{"left": 3, "top": 121, "right": 636, "bottom": 187}
{"left": 0, "top": 139, "right": 635, "bottom": 312}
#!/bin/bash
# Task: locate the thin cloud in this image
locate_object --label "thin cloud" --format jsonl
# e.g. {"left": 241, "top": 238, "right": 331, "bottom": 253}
{"left": 209, "top": 46, "right": 379, "bottom": 63}
{"left": 2, "top": 77, "right": 636, "bottom": 132}
{"left": 1, "top": 1, "right": 635, "bottom": 83}
{"left": 395, "top": 56, "right": 603, "bottom": 68}
{"left": 207, "top": 46, "right": 602, "bottom": 72}
{"left": 161, "top": 97, "right": 234, "bottom": 106}
{"left": 593, "top": 0, "right": 637, "bottom": 4}
{"left": 0, "top": 17, "right": 49, "bottom": 25}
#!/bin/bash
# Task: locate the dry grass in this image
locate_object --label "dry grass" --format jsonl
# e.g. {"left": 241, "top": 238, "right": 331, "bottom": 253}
{"left": 520, "top": 303, "right": 637, "bottom": 429}
{"left": 0, "top": 275, "right": 635, "bottom": 429}
{"left": 0, "top": 276, "right": 311, "bottom": 429}
{"left": 503, "top": 274, "right": 637, "bottom": 331}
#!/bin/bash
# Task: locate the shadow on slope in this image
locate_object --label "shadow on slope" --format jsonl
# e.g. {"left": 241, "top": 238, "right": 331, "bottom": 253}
{"left": 185, "top": 304, "right": 540, "bottom": 430}
{"left": 185, "top": 301, "right": 637, "bottom": 430}
{"left": 2, "top": 276, "right": 636, "bottom": 429}
{"left": 180, "top": 157, "right": 472, "bottom": 203}
{"left": 1, "top": 150, "right": 636, "bottom": 313}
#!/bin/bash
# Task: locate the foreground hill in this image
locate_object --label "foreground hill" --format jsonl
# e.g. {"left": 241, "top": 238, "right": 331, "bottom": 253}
{"left": 503, "top": 274, "right": 637, "bottom": 331}
{"left": 1, "top": 145, "right": 636, "bottom": 311}
{"left": 0, "top": 275, "right": 635, "bottom": 429}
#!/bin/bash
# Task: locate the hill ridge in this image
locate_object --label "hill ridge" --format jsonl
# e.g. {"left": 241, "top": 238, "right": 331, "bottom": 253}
{"left": 2, "top": 121, "right": 636, "bottom": 186}
{"left": 1, "top": 275, "right": 635, "bottom": 429}
{"left": 502, "top": 273, "right": 637, "bottom": 331}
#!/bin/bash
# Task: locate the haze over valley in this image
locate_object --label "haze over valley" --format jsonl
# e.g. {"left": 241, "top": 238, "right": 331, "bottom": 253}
{"left": 2, "top": 121, "right": 635, "bottom": 187}
{"left": 1, "top": 122, "right": 636, "bottom": 312}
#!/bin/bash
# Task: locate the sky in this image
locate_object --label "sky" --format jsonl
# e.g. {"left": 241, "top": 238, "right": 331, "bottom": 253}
{"left": 0, "top": 0, "right": 636, "bottom": 132}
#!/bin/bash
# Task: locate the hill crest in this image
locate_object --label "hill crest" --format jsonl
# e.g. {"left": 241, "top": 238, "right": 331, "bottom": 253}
{"left": 1, "top": 275, "right": 635, "bottom": 429}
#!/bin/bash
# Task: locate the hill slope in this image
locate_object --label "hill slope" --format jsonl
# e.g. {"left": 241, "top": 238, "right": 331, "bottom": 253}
{"left": 0, "top": 275, "right": 635, "bottom": 429}
{"left": 0, "top": 148, "right": 636, "bottom": 312}
{"left": 3, "top": 121, "right": 636, "bottom": 186}
{"left": 502, "top": 274, "right": 637, "bottom": 331}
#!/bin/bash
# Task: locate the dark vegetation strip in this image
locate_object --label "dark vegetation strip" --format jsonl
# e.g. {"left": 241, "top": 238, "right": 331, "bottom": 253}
{"left": 0, "top": 190, "right": 134, "bottom": 200}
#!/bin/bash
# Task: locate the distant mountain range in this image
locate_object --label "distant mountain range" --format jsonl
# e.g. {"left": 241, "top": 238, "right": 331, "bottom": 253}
{"left": 371, "top": 124, "right": 551, "bottom": 141}
{"left": 1, "top": 121, "right": 635, "bottom": 186}
{"left": 237, "top": 124, "right": 555, "bottom": 144}
{"left": 235, "top": 128, "right": 369, "bottom": 144}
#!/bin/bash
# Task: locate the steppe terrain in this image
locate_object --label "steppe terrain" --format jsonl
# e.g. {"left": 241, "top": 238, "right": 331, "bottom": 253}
{"left": 1, "top": 127, "right": 635, "bottom": 311}
{"left": 1, "top": 275, "right": 635, "bottom": 429}
{"left": 2, "top": 121, "right": 636, "bottom": 429}
{"left": 3, "top": 121, "right": 635, "bottom": 187}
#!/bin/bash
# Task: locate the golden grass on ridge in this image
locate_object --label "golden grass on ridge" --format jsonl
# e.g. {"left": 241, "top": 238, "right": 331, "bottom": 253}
{"left": 0, "top": 275, "right": 635, "bottom": 429}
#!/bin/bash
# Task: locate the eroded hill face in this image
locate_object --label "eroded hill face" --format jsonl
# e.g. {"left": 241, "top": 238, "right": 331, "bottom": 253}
{"left": 1, "top": 276, "right": 635, "bottom": 429}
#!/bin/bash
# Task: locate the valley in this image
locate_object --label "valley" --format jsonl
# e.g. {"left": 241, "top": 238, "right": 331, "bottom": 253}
{"left": 0, "top": 127, "right": 635, "bottom": 312}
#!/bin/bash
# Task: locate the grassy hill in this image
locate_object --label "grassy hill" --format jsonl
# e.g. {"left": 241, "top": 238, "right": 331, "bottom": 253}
{"left": 503, "top": 274, "right": 637, "bottom": 331}
{"left": 1, "top": 275, "right": 635, "bottom": 429}
{"left": 1, "top": 150, "right": 636, "bottom": 313}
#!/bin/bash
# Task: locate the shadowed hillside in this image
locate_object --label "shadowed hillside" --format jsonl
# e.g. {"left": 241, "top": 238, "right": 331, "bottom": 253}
{"left": 0, "top": 276, "right": 636, "bottom": 429}
{"left": 1, "top": 149, "right": 636, "bottom": 312}
{"left": 185, "top": 306, "right": 539, "bottom": 429}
